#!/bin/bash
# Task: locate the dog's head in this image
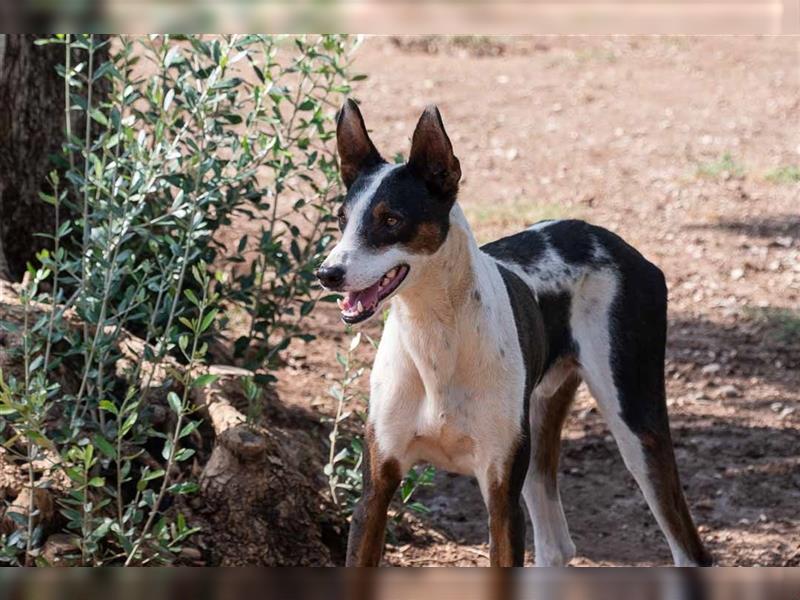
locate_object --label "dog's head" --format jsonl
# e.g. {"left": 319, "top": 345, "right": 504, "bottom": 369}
{"left": 316, "top": 100, "right": 462, "bottom": 324}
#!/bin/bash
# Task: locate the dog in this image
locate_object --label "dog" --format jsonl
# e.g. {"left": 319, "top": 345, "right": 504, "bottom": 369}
{"left": 316, "top": 99, "right": 712, "bottom": 567}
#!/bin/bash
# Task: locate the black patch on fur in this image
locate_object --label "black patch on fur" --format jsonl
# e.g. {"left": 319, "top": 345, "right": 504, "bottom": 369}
{"left": 536, "top": 292, "right": 578, "bottom": 372}
{"left": 482, "top": 227, "right": 548, "bottom": 267}
{"left": 341, "top": 165, "right": 452, "bottom": 253}
{"left": 546, "top": 220, "right": 597, "bottom": 264}
{"left": 497, "top": 265, "right": 547, "bottom": 404}
{"left": 595, "top": 227, "right": 671, "bottom": 434}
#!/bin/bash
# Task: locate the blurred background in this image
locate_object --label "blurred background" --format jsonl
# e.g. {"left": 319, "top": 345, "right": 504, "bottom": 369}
{"left": 1, "top": 0, "right": 799, "bottom": 34}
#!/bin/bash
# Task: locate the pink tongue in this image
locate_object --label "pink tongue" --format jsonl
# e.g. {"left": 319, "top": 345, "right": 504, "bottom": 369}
{"left": 343, "top": 282, "right": 381, "bottom": 311}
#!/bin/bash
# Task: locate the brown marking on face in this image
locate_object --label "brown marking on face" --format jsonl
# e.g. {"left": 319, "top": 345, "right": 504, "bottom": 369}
{"left": 371, "top": 200, "right": 390, "bottom": 222}
{"left": 638, "top": 430, "right": 713, "bottom": 565}
{"left": 346, "top": 425, "right": 402, "bottom": 566}
{"left": 405, "top": 221, "right": 446, "bottom": 254}
{"left": 533, "top": 370, "right": 581, "bottom": 497}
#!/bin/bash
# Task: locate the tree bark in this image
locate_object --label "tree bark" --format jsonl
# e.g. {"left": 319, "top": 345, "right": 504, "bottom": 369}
{"left": 0, "top": 35, "right": 66, "bottom": 281}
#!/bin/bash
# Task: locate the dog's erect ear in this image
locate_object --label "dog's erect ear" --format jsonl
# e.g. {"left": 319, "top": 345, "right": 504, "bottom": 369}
{"left": 337, "top": 99, "right": 383, "bottom": 189}
{"left": 408, "top": 105, "right": 461, "bottom": 201}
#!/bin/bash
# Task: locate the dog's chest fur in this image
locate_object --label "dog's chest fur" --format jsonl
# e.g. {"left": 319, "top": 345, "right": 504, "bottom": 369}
{"left": 369, "top": 215, "right": 533, "bottom": 475}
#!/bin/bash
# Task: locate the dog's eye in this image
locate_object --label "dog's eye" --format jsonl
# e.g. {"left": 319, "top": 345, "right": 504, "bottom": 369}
{"left": 337, "top": 210, "right": 347, "bottom": 229}
{"left": 384, "top": 215, "right": 400, "bottom": 228}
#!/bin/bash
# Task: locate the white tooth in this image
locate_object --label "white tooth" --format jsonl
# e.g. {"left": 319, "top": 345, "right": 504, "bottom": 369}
{"left": 357, "top": 301, "right": 364, "bottom": 313}
{"left": 337, "top": 298, "right": 344, "bottom": 309}
{"left": 388, "top": 268, "right": 396, "bottom": 278}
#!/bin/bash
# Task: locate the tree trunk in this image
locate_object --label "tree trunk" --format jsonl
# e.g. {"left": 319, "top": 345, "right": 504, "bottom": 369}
{"left": 0, "top": 34, "right": 67, "bottom": 281}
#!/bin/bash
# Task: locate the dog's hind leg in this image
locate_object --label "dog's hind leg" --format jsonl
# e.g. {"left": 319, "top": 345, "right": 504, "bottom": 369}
{"left": 571, "top": 270, "right": 712, "bottom": 566}
{"left": 524, "top": 365, "right": 580, "bottom": 567}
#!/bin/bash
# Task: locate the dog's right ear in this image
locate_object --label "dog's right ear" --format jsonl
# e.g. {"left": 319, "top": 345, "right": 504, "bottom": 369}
{"left": 337, "top": 99, "right": 383, "bottom": 189}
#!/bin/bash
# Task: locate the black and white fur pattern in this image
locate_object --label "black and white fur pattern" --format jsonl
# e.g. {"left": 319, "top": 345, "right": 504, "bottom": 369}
{"left": 318, "top": 100, "right": 712, "bottom": 567}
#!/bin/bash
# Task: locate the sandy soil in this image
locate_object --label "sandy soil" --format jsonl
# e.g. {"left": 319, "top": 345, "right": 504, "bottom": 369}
{"left": 273, "top": 36, "right": 800, "bottom": 566}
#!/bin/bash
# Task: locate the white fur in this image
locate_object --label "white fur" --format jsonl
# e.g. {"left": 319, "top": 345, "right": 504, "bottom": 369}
{"left": 370, "top": 206, "right": 525, "bottom": 496}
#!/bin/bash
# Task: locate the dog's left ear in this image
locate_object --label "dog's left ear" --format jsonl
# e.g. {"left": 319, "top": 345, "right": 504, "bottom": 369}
{"left": 408, "top": 105, "right": 461, "bottom": 202}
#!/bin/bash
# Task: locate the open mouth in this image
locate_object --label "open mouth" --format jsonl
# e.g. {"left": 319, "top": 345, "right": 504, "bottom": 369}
{"left": 337, "top": 265, "right": 410, "bottom": 324}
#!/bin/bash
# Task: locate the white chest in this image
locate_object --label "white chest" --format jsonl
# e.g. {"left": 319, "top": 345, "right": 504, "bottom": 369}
{"left": 370, "top": 322, "right": 526, "bottom": 476}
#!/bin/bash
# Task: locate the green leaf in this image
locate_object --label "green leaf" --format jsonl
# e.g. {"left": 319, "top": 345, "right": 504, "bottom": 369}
{"left": 121, "top": 412, "right": 138, "bottom": 436}
{"left": 90, "top": 108, "right": 108, "bottom": 126}
{"left": 168, "top": 481, "right": 199, "bottom": 495}
{"left": 163, "top": 88, "right": 175, "bottom": 111}
{"left": 141, "top": 469, "right": 165, "bottom": 483}
{"left": 99, "top": 400, "right": 118, "bottom": 416}
{"left": 192, "top": 374, "right": 219, "bottom": 388}
{"left": 174, "top": 448, "right": 195, "bottom": 462}
{"left": 199, "top": 309, "right": 217, "bottom": 333}
{"left": 93, "top": 434, "right": 117, "bottom": 459}
{"left": 161, "top": 438, "right": 173, "bottom": 461}
{"left": 88, "top": 476, "right": 106, "bottom": 488}
{"left": 167, "top": 391, "right": 182, "bottom": 415}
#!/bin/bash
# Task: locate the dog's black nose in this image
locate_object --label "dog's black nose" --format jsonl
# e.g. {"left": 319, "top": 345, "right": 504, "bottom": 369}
{"left": 316, "top": 265, "right": 346, "bottom": 289}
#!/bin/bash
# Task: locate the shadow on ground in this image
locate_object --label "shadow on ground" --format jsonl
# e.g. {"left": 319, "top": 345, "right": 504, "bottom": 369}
{"left": 667, "top": 311, "right": 800, "bottom": 393}
{"left": 686, "top": 214, "right": 800, "bottom": 240}
{"left": 404, "top": 419, "right": 800, "bottom": 566}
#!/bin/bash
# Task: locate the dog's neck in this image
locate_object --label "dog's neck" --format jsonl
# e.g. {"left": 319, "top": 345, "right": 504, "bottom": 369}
{"left": 393, "top": 205, "right": 481, "bottom": 329}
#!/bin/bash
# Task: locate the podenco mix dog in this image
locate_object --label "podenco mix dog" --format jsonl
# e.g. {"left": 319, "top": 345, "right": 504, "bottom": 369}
{"left": 316, "top": 100, "right": 712, "bottom": 567}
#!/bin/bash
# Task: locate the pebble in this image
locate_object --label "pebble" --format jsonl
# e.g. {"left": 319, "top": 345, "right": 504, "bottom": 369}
{"left": 715, "top": 385, "right": 741, "bottom": 399}
{"left": 730, "top": 268, "right": 745, "bottom": 281}
{"left": 701, "top": 363, "right": 722, "bottom": 375}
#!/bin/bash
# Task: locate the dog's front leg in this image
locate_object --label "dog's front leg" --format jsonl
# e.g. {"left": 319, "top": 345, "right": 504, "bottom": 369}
{"left": 482, "top": 434, "right": 531, "bottom": 567}
{"left": 346, "top": 426, "right": 402, "bottom": 566}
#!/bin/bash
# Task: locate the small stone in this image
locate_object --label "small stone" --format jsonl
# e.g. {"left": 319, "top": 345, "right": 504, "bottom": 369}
{"left": 730, "top": 268, "right": 745, "bottom": 281}
{"left": 701, "top": 363, "right": 722, "bottom": 375}
{"left": 716, "top": 385, "right": 741, "bottom": 399}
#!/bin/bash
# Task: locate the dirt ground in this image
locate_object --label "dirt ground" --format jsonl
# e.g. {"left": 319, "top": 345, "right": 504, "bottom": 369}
{"left": 273, "top": 36, "right": 800, "bottom": 566}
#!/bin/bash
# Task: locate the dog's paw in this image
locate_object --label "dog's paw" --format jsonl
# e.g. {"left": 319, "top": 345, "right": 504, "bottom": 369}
{"left": 534, "top": 539, "right": 576, "bottom": 567}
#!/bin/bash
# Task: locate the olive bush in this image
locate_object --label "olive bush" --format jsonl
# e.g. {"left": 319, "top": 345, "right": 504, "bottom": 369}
{"left": 0, "top": 34, "right": 360, "bottom": 565}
